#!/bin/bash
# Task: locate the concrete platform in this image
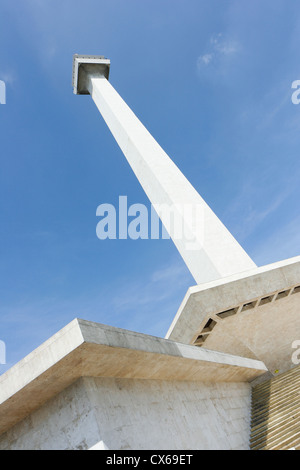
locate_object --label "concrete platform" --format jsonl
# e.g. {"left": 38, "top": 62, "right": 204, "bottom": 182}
{"left": 0, "top": 318, "right": 267, "bottom": 436}
{"left": 166, "top": 255, "right": 300, "bottom": 375}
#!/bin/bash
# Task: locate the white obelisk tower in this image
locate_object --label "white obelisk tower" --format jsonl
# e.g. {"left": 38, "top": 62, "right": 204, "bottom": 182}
{"left": 72, "top": 55, "right": 256, "bottom": 284}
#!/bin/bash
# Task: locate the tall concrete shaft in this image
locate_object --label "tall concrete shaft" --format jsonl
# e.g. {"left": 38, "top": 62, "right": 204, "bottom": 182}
{"left": 73, "top": 55, "right": 256, "bottom": 284}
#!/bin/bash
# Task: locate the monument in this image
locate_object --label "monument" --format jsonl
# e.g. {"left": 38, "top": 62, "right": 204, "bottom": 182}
{"left": 0, "top": 55, "right": 299, "bottom": 450}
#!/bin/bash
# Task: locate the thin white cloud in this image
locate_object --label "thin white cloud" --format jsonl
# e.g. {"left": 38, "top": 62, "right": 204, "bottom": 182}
{"left": 211, "top": 33, "right": 239, "bottom": 55}
{"left": 223, "top": 175, "right": 295, "bottom": 243}
{"left": 198, "top": 54, "right": 213, "bottom": 66}
{"left": 0, "top": 71, "right": 17, "bottom": 86}
{"left": 111, "top": 257, "right": 192, "bottom": 313}
{"left": 252, "top": 214, "right": 300, "bottom": 266}
{"left": 151, "top": 261, "right": 190, "bottom": 283}
{"left": 197, "top": 33, "right": 240, "bottom": 70}
{"left": 7, "top": 1, "right": 58, "bottom": 66}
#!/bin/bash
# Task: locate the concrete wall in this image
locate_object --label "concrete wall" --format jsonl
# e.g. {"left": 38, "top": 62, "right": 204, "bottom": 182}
{"left": 0, "top": 378, "right": 100, "bottom": 450}
{"left": 0, "top": 377, "right": 252, "bottom": 450}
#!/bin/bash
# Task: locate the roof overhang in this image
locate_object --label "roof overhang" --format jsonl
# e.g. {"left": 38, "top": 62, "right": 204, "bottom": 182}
{"left": 0, "top": 318, "right": 267, "bottom": 435}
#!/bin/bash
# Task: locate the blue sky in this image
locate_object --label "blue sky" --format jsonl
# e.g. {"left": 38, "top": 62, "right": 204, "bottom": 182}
{"left": 1, "top": 0, "right": 300, "bottom": 373}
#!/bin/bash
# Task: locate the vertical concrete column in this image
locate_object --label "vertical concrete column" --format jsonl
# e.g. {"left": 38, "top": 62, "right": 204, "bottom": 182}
{"left": 73, "top": 55, "right": 256, "bottom": 284}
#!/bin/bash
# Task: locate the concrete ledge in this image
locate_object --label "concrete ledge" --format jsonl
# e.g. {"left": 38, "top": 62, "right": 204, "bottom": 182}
{"left": 0, "top": 319, "right": 267, "bottom": 435}
{"left": 166, "top": 256, "right": 300, "bottom": 374}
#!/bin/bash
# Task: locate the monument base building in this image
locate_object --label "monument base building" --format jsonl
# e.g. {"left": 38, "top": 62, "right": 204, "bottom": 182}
{"left": 1, "top": 256, "right": 300, "bottom": 450}
{"left": 1, "top": 56, "right": 299, "bottom": 450}
{"left": 0, "top": 319, "right": 270, "bottom": 450}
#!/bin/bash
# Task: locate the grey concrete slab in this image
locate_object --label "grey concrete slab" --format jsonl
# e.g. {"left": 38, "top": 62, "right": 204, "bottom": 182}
{"left": 0, "top": 318, "right": 267, "bottom": 436}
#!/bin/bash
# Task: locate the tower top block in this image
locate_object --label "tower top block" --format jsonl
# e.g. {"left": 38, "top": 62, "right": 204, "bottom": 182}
{"left": 72, "top": 54, "right": 110, "bottom": 95}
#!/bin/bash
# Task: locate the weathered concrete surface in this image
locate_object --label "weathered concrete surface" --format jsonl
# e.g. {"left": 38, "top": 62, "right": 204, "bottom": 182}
{"left": 166, "top": 256, "right": 300, "bottom": 375}
{"left": 0, "top": 319, "right": 266, "bottom": 436}
{"left": 0, "top": 376, "right": 252, "bottom": 450}
{"left": 77, "top": 56, "right": 256, "bottom": 285}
